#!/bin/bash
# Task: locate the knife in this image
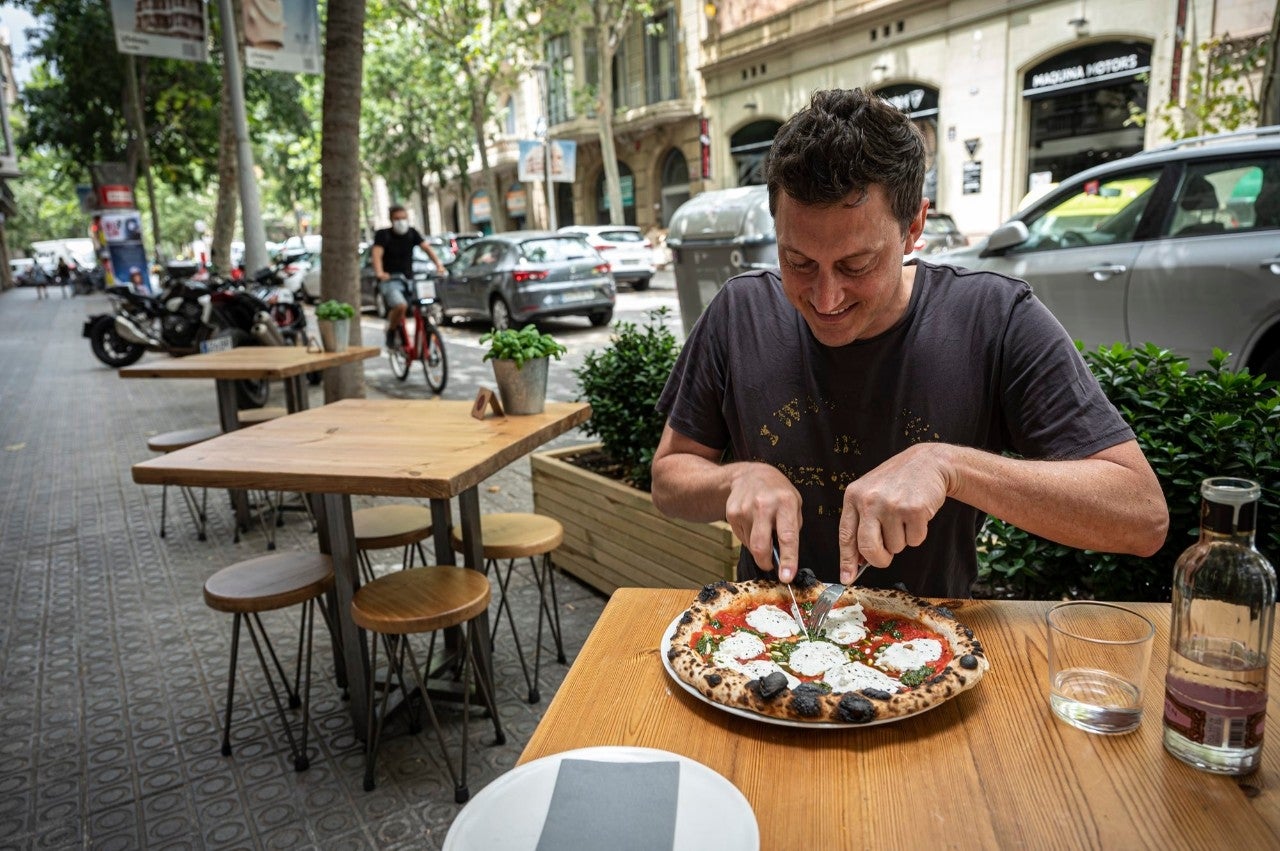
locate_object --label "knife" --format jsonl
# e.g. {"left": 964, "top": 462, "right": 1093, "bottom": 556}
{"left": 772, "top": 543, "right": 810, "bottom": 640}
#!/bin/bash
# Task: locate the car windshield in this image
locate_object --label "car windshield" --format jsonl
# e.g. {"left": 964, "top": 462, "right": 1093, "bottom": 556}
{"left": 923, "top": 216, "right": 957, "bottom": 235}
{"left": 599, "top": 230, "right": 643, "bottom": 243}
{"left": 520, "top": 238, "right": 594, "bottom": 263}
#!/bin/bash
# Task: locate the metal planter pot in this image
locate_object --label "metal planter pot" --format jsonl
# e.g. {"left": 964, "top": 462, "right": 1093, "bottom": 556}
{"left": 318, "top": 318, "right": 349, "bottom": 353}
{"left": 491, "top": 357, "right": 548, "bottom": 415}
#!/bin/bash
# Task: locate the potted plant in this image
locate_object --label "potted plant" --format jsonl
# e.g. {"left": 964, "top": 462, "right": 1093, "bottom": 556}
{"left": 315, "top": 300, "right": 355, "bottom": 353}
{"left": 481, "top": 325, "right": 567, "bottom": 415}
{"left": 530, "top": 308, "right": 740, "bottom": 593}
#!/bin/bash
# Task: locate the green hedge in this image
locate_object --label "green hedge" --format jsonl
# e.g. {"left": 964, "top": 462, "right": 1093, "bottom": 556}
{"left": 977, "top": 344, "right": 1280, "bottom": 601}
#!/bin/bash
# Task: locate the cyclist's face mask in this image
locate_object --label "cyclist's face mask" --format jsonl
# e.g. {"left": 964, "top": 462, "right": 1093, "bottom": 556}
{"left": 391, "top": 218, "right": 409, "bottom": 235}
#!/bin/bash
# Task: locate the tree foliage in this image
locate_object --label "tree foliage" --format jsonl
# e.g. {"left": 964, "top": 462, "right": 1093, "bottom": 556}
{"left": 361, "top": 1, "right": 475, "bottom": 217}
{"left": 1135, "top": 33, "right": 1271, "bottom": 140}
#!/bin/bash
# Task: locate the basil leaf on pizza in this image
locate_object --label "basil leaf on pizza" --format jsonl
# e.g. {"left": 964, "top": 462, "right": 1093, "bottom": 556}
{"left": 665, "top": 578, "right": 989, "bottom": 724}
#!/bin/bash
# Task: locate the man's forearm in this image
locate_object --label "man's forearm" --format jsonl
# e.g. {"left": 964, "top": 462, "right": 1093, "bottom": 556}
{"left": 941, "top": 441, "right": 1168, "bottom": 556}
{"left": 651, "top": 453, "right": 737, "bottom": 523}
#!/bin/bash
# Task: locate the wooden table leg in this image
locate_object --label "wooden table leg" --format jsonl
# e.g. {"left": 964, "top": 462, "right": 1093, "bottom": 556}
{"left": 322, "top": 491, "right": 371, "bottom": 740}
{"left": 458, "top": 487, "right": 497, "bottom": 699}
{"left": 214, "top": 378, "right": 250, "bottom": 533}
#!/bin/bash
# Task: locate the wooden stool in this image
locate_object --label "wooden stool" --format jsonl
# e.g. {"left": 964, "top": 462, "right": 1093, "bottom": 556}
{"left": 353, "top": 504, "right": 433, "bottom": 583}
{"left": 147, "top": 425, "right": 222, "bottom": 541}
{"left": 351, "top": 566, "right": 504, "bottom": 800}
{"left": 450, "top": 513, "right": 567, "bottom": 704}
{"left": 204, "top": 551, "right": 334, "bottom": 772}
{"left": 236, "top": 405, "right": 288, "bottom": 426}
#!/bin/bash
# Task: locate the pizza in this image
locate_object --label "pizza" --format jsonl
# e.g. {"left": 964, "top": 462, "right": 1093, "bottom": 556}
{"left": 665, "top": 575, "right": 989, "bottom": 724}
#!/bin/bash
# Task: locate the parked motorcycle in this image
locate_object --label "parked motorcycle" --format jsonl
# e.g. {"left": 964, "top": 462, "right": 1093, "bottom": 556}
{"left": 82, "top": 264, "right": 281, "bottom": 408}
{"left": 246, "top": 266, "right": 323, "bottom": 386}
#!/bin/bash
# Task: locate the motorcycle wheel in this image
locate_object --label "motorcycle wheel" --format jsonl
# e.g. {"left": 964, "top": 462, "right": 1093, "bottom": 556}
{"left": 422, "top": 326, "right": 447, "bottom": 394}
{"left": 221, "top": 328, "right": 270, "bottom": 409}
{"left": 89, "top": 316, "right": 146, "bottom": 367}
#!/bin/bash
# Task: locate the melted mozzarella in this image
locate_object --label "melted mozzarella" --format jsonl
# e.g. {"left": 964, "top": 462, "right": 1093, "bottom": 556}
{"left": 823, "top": 604, "right": 868, "bottom": 645}
{"left": 713, "top": 631, "right": 767, "bottom": 667}
{"left": 824, "top": 661, "right": 904, "bottom": 695}
{"left": 733, "top": 659, "right": 802, "bottom": 691}
{"left": 746, "top": 604, "right": 801, "bottom": 638}
{"left": 876, "top": 638, "right": 944, "bottom": 672}
{"left": 787, "top": 640, "right": 848, "bottom": 677}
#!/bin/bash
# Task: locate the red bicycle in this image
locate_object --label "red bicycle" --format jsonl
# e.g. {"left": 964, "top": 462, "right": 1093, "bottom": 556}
{"left": 386, "top": 276, "right": 448, "bottom": 394}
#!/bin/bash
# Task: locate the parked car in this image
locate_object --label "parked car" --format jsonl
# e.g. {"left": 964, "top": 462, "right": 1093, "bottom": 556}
{"left": 430, "top": 231, "right": 483, "bottom": 256}
{"left": 933, "top": 126, "right": 1280, "bottom": 378}
{"left": 9, "top": 257, "right": 35, "bottom": 285}
{"left": 436, "top": 231, "right": 616, "bottom": 329}
{"left": 904, "top": 211, "right": 967, "bottom": 262}
{"left": 557, "top": 224, "right": 656, "bottom": 289}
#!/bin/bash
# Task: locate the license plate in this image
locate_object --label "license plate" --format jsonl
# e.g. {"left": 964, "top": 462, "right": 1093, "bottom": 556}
{"left": 619, "top": 258, "right": 640, "bottom": 265}
{"left": 561, "top": 290, "right": 595, "bottom": 303}
{"left": 201, "top": 335, "right": 234, "bottom": 353}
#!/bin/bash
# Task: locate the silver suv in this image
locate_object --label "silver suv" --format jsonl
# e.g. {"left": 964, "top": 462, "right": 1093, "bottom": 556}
{"left": 934, "top": 127, "right": 1280, "bottom": 378}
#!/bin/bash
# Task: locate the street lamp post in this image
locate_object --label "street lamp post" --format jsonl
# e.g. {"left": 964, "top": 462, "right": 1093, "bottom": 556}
{"left": 533, "top": 62, "right": 557, "bottom": 231}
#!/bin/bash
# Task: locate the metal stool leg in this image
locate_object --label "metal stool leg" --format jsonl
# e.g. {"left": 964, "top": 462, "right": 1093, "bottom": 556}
{"left": 159, "top": 485, "right": 169, "bottom": 538}
{"left": 219, "top": 613, "right": 242, "bottom": 756}
{"left": 243, "top": 612, "right": 310, "bottom": 770}
{"left": 538, "top": 553, "right": 568, "bottom": 665}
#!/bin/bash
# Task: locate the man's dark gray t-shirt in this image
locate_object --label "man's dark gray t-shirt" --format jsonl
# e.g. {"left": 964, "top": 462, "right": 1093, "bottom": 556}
{"left": 656, "top": 262, "right": 1134, "bottom": 597}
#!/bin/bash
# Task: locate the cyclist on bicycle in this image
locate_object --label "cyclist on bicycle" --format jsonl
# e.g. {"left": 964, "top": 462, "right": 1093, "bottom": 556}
{"left": 372, "top": 204, "right": 446, "bottom": 349}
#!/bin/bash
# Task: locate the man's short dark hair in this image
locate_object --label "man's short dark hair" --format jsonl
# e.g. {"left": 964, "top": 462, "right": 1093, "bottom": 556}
{"left": 389, "top": 204, "right": 407, "bottom": 217}
{"left": 765, "top": 88, "right": 926, "bottom": 232}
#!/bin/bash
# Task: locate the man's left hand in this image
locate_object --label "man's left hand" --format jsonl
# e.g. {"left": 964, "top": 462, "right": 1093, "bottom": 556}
{"left": 838, "top": 443, "right": 953, "bottom": 581}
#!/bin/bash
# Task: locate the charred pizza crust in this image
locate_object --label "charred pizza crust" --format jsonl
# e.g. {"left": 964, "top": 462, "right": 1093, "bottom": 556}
{"left": 666, "top": 578, "right": 989, "bottom": 724}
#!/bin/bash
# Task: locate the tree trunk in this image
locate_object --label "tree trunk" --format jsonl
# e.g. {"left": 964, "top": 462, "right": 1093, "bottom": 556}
{"left": 320, "top": 0, "right": 368, "bottom": 401}
{"left": 595, "top": 24, "right": 624, "bottom": 226}
{"left": 211, "top": 40, "right": 239, "bottom": 273}
{"left": 470, "top": 87, "right": 509, "bottom": 233}
{"left": 1260, "top": 2, "right": 1280, "bottom": 126}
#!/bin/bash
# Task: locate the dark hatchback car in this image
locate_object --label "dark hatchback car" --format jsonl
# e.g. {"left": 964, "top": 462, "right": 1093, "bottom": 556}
{"left": 437, "top": 231, "right": 616, "bottom": 329}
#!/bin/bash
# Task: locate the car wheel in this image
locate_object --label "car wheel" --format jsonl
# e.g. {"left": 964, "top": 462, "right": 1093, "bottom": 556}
{"left": 589, "top": 309, "right": 613, "bottom": 327}
{"left": 490, "top": 296, "right": 512, "bottom": 331}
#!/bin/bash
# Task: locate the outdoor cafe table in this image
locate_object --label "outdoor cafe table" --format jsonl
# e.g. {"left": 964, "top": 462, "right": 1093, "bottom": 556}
{"left": 121, "top": 345, "right": 381, "bottom": 529}
{"left": 519, "top": 588, "right": 1280, "bottom": 848}
{"left": 132, "top": 398, "right": 592, "bottom": 738}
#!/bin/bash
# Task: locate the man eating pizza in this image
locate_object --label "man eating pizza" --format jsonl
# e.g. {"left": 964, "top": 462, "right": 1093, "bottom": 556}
{"left": 650, "top": 88, "right": 1169, "bottom": 598}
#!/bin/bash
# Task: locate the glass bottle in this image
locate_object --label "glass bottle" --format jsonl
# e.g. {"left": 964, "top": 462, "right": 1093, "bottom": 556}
{"left": 1163, "top": 477, "right": 1276, "bottom": 775}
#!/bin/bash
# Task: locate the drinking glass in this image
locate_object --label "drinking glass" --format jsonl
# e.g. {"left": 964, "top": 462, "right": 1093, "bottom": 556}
{"left": 1047, "top": 601, "right": 1156, "bottom": 735}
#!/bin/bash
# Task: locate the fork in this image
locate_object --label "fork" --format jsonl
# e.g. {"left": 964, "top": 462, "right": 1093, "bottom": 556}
{"left": 809, "top": 562, "right": 870, "bottom": 635}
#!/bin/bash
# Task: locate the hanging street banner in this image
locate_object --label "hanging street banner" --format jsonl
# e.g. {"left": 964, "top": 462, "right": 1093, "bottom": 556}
{"left": 109, "top": 0, "right": 209, "bottom": 63}
{"left": 517, "top": 140, "right": 577, "bottom": 183}
{"left": 100, "top": 210, "right": 152, "bottom": 293}
{"left": 243, "top": 0, "right": 323, "bottom": 74}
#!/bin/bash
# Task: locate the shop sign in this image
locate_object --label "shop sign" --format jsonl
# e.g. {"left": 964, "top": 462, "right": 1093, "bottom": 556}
{"left": 600, "top": 175, "right": 635, "bottom": 210}
{"left": 98, "top": 184, "right": 136, "bottom": 209}
{"left": 962, "top": 161, "right": 982, "bottom": 195}
{"left": 506, "top": 183, "right": 527, "bottom": 218}
{"left": 875, "top": 84, "right": 939, "bottom": 119}
{"left": 700, "top": 117, "right": 712, "bottom": 180}
{"left": 1023, "top": 42, "right": 1152, "bottom": 98}
{"left": 470, "top": 190, "right": 491, "bottom": 223}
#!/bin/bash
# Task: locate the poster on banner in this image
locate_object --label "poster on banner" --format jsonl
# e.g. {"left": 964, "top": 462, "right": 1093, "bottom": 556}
{"left": 517, "top": 140, "right": 576, "bottom": 183}
{"left": 101, "top": 211, "right": 152, "bottom": 293}
{"left": 243, "top": 0, "right": 323, "bottom": 74}
{"left": 109, "top": 0, "right": 209, "bottom": 63}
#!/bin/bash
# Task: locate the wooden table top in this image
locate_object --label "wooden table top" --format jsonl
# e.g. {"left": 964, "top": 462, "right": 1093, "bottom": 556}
{"left": 132, "top": 399, "right": 592, "bottom": 498}
{"left": 119, "top": 345, "right": 380, "bottom": 380}
{"left": 520, "top": 588, "right": 1280, "bottom": 848}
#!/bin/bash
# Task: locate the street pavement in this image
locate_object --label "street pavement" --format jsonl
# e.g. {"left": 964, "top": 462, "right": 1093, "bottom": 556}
{"left": 0, "top": 272, "right": 679, "bottom": 849}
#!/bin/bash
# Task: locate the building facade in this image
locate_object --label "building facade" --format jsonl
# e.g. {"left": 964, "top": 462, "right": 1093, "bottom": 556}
{"left": 432, "top": 0, "right": 1272, "bottom": 238}
{"left": 700, "top": 0, "right": 1274, "bottom": 234}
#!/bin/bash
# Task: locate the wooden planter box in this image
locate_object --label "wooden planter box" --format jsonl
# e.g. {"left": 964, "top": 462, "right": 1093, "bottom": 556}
{"left": 531, "top": 444, "right": 740, "bottom": 595}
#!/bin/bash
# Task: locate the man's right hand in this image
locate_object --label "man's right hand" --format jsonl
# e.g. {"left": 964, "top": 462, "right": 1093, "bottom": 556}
{"left": 725, "top": 462, "right": 803, "bottom": 583}
{"left": 376, "top": 271, "right": 389, "bottom": 281}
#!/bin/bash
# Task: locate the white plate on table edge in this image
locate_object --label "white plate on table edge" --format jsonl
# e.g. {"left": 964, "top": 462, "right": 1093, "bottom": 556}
{"left": 660, "top": 612, "right": 944, "bottom": 729}
{"left": 443, "top": 745, "right": 759, "bottom": 851}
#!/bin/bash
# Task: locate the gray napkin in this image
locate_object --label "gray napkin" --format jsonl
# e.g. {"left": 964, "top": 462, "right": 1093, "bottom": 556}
{"left": 535, "top": 759, "right": 680, "bottom": 851}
